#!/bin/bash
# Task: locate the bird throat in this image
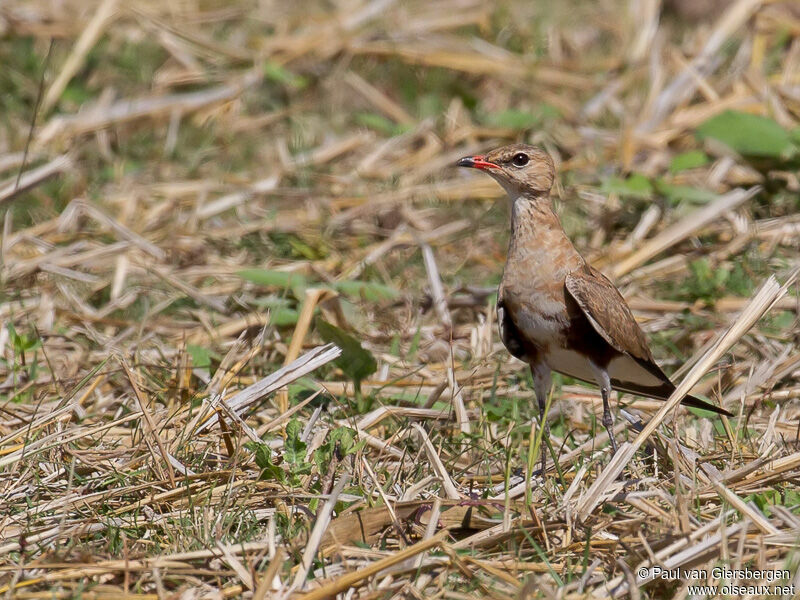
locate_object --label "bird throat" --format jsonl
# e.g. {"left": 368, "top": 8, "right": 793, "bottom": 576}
{"left": 510, "top": 194, "right": 560, "bottom": 244}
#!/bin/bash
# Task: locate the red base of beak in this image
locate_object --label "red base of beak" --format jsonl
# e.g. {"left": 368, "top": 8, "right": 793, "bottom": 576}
{"left": 457, "top": 155, "right": 500, "bottom": 170}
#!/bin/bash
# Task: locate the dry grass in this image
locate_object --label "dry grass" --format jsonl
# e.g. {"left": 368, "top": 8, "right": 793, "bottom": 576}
{"left": 1, "top": 0, "right": 800, "bottom": 598}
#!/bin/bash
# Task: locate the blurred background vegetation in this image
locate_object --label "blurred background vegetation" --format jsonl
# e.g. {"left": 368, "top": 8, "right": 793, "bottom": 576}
{"left": 1, "top": 0, "right": 799, "bottom": 598}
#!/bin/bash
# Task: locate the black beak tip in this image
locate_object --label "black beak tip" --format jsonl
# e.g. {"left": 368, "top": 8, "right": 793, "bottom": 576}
{"left": 456, "top": 157, "right": 475, "bottom": 168}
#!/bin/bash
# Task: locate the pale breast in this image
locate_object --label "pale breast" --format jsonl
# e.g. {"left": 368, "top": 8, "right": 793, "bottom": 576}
{"left": 513, "top": 299, "right": 568, "bottom": 342}
{"left": 499, "top": 281, "right": 570, "bottom": 352}
{"left": 499, "top": 195, "right": 586, "bottom": 357}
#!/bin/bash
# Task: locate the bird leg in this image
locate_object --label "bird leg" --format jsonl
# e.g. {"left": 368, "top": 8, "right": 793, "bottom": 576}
{"left": 531, "top": 362, "right": 552, "bottom": 476}
{"left": 601, "top": 387, "right": 617, "bottom": 454}
{"left": 589, "top": 360, "right": 618, "bottom": 454}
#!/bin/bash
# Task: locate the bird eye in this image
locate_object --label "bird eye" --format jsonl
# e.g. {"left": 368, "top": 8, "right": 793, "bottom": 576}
{"left": 511, "top": 153, "right": 529, "bottom": 167}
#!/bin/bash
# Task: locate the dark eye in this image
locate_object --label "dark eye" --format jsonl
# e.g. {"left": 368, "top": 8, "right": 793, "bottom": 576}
{"left": 511, "top": 153, "right": 529, "bottom": 167}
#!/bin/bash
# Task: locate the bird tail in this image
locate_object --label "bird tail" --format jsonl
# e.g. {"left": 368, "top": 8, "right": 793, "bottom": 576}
{"left": 618, "top": 356, "right": 733, "bottom": 417}
{"left": 609, "top": 373, "right": 733, "bottom": 417}
{"left": 680, "top": 394, "right": 733, "bottom": 417}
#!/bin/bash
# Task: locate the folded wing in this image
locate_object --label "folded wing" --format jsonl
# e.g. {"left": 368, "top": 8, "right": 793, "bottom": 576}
{"left": 565, "top": 265, "right": 731, "bottom": 416}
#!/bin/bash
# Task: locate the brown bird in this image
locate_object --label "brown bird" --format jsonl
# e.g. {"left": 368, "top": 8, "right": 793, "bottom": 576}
{"left": 457, "top": 144, "right": 731, "bottom": 469}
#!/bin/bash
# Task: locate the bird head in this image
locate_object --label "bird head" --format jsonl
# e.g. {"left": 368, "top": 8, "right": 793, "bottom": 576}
{"left": 457, "top": 144, "right": 555, "bottom": 197}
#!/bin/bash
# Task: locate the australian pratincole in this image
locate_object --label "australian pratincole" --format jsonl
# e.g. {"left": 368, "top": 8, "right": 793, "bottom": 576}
{"left": 457, "top": 144, "right": 731, "bottom": 472}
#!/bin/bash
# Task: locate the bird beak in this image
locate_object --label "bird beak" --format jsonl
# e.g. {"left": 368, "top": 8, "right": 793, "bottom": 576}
{"left": 457, "top": 155, "right": 500, "bottom": 170}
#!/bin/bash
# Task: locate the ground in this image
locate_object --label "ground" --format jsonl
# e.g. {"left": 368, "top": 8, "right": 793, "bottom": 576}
{"left": 1, "top": 1, "right": 799, "bottom": 598}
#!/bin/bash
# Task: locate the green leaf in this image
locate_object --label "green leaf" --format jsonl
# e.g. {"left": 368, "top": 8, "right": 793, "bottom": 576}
{"left": 288, "top": 237, "right": 325, "bottom": 260}
{"left": 389, "top": 334, "right": 401, "bottom": 356}
{"left": 251, "top": 298, "right": 301, "bottom": 326}
{"left": 290, "top": 461, "right": 312, "bottom": 478}
{"left": 483, "top": 105, "right": 560, "bottom": 129}
{"left": 355, "top": 113, "right": 409, "bottom": 136}
{"left": 313, "top": 445, "right": 332, "bottom": 473}
{"left": 408, "top": 323, "right": 422, "bottom": 360}
{"left": 653, "top": 180, "right": 718, "bottom": 204}
{"left": 313, "top": 427, "right": 364, "bottom": 473}
{"left": 685, "top": 258, "right": 731, "bottom": 302}
{"left": 7, "top": 323, "right": 20, "bottom": 353}
{"left": 669, "top": 150, "right": 709, "bottom": 173}
{"left": 767, "top": 310, "right": 795, "bottom": 333}
{"left": 254, "top": 296, "right": 293, "bottom": 309}
{"left": 417, "top": 93, "right": 444, "bottom": 119}
{"left": 237, "top": 269, "right": 308, "bottom": 299}
{"left": 263, "top": 61, "right": 308, "bottom": 89}
{"left": 601, "top": 173, "right": 653, "bottom": 199}
{"left": 334, "top": 280, "right": 398, "bottom": 302}
{"left": 7, "top": 324, "right": 40, "bottom": 354}
{"left": 315, "top": 318, "right": 377, "bottom": 385}
{"left": 270, "top": 308, "right": 300, "bottom": 327}
{"left": 356, "top": 393, "right": 375, "bottom": 413}
{"left": 251, "top": 442, "right": 271, "bottom": 469}
{"left": 696, "top": 110, "right": 797, "bottom": 158}
{"left": 186, "top": 344, "right": 213, "bottom": 369}
{"left": 745, "top": 490, "right": 779, "bottom": 514}
{"left": 284, "top": 418, "right": 307, "bottom": 466}
{"left": 286, "top": 418, "right": 303, "bottom": 442}
{"left": 329, "top": 426, "right": 357, "bottom": 456}
{"left": 237, "top": 268, "right": 305, "bottom": 288}
{"left": 62, "top": 82, "right": 93, "bottom": 106}
{"left": 784, "top": 488, "right": 800, "bottom": 512}
{"left": 249, "top": 442, "right": 285, "bottom": 483}
{"left": 485, "top": 400, "right": 513, "bottom": 422}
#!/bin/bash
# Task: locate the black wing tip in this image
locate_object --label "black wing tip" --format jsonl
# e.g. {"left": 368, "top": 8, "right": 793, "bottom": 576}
{"left": 625, "top": 357, "right": 733, "bottom": 417}
{"left": 609, "top": 375, "right": 733, "bottom": 417}
{"left": 681, "top": 394, "right": 733, "bottom": 417}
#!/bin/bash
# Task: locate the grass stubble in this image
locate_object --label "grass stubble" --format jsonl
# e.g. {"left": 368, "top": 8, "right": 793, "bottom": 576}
{"left": 1, "top": 0, "right": 799, "bottom": 598}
